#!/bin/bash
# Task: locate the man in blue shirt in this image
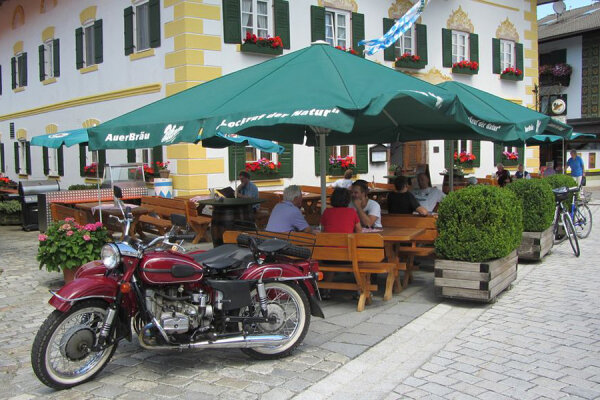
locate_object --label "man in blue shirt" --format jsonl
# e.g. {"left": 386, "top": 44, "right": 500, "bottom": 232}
{"left": 567, "top": 150, "right": 585, "bottom": 187}
{"left": 266, "top": 185, "right": 312, "bottom": 233}
{"left": 236, "top": 171, "right": 260, "bottom": 209}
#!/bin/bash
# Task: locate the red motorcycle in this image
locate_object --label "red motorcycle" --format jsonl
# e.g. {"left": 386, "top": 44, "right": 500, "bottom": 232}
{"left": 31, "top": 195, "right": 323, "bottom": 390}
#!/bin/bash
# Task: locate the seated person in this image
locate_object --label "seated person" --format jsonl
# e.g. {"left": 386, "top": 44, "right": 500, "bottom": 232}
{"left": 514, "top": 164, "right": 531, "bottom": 179}
{"left": 495, "top": 163, "right": 512, "bottom": 187}
{"left": 411, "top": 173, "right": 445, "bottom": 212}
{"left": 236, "top": 171, "right": 260, "bottom": 209}
{"left": 350, "top": 180, "right": 382, "bottom": 229}
{"left": 321, "top": 188, "right": 361, "bottom": 233}
{"left": 266, "top": 185, "right": 312, "bottom": 233}
{"left": 388, "top": 176, "right": 428, "bottom": 216}
{"left": 331, "top": 169, "right": 354, "bottom": 189}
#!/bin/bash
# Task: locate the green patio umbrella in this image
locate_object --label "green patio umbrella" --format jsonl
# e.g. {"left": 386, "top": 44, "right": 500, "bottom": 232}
{"left": 30, "top": 129, "right": 89, "bottom": 148}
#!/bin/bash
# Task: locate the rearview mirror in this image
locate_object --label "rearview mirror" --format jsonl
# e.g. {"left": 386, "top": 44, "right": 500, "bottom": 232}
{"left": 113, "top": 185, "right": 124, "bottom": 200}
{"left": 170, "top": 213, "right": 187, "bottom": 228}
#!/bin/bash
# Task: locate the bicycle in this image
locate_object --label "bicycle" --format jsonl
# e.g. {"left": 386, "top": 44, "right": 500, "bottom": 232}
{"left": 569, "top": 186, "right": 592, "bottom": 239}
{"left": 552, "top": 186, "right": 580, "bottom": 257}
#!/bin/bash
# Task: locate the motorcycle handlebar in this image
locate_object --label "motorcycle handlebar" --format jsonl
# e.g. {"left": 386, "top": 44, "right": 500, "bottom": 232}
{"left": 170, "top": 234, "right": 196, "bottom": 242}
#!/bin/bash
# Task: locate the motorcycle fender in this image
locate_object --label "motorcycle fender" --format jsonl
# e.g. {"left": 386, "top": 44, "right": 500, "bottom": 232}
{"left": 240, "top": 264, "right": 324, "bottom": 319}
{"left": 49, "top": 276, "right": 119, "bottom": 312}
{"left": 75, "top": 260, "right": 107, "bottom": 279}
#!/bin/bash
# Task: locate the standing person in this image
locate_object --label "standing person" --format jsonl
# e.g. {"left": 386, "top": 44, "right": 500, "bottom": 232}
{"left": 331, "top": 169, "right": 354, "bottom": 189}
{"left": 515, "top": 164, "right": 531, "bottom": 179}
{"left": 266, "top": 185, "right": 312, "bottom": 233}
{"left": 388, "top": 176, "right": 429, "bottom": 216}
{"left": 321, "top": 188, "right": 361, "bottom": 233}
{"left": 567, "top": 150, "right": 585, "bottom": 187}
{"left": 350, "top": 180, "right": 382, "bottom": 229}
{"left": 411, "top": 173, "right": 445, "bottom": 212}
{"left": 495, "top": 163, "right": 512, "bottom": 187}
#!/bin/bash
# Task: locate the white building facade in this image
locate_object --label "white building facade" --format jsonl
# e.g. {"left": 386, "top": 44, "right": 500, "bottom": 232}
{"left": 0, "top": 0, "right": 539, "bottom": 194}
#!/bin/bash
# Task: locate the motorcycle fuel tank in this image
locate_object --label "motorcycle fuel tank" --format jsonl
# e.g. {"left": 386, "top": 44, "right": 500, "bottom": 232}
{"left": 139, "top": 251, "right": 203, "bottom": 285}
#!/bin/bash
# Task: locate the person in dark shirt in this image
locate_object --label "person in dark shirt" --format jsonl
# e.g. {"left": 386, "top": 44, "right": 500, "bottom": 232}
{"left": 387, "top": 176, "right": 428, "bottom": 216}
{"left": 495, "top": 163, "right": 512, "bottom": 187}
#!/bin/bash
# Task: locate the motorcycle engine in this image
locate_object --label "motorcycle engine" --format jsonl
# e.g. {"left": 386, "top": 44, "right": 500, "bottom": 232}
{"left": 145, "top": 287, "right": 212, "bottom": 335}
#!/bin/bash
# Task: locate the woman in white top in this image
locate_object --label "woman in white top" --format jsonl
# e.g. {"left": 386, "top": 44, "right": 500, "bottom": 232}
{"left": 331, "top": 169, "right": 354, "bottom": 189}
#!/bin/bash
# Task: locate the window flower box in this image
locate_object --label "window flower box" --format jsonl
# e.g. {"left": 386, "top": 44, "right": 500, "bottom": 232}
{"left": 395, "top": 53, "right": 426, "bottom": 69}
{"left": 502, "top": 151, "right": 519, "bottom": 167}
{"left": 539, "top": 63, "right": 571, "bottom": 86}
{"left": 241, "top": 33, "right": 283, "bottom": 56}
{"left": 452, "top": 60, "right": 479, "bottom": 75}
{"left": 500, "top": 67, "right": 523, "bottom": 81}
{"left": 454, "top": 151, "right": 476, "bottom": 170}
{"left": 334, "top": 46, "right": 362, "bottom": 57}
{"left": 246, "top": 159, "right": 281, "bottom": 178}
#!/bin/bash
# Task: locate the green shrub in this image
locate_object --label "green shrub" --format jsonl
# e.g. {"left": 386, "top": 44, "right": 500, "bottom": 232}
{"left": 68, "top": 184, "right": 98, "bottom": 191}
{"left": 506, "top": 179, "right": 555, "bottom": 232}
{"left": 543, "top": 174, "right": 577, "bottom": 205}
{"left": 0, "top": 200, "right": 21, "bottom": 214}
{"left": 435, "top": 185, "right": 523, "bottom": 262}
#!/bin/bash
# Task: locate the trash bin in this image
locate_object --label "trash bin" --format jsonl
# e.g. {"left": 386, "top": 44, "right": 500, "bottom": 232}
{"left": 18, "top": 179, "right": 60, "bottom": 231}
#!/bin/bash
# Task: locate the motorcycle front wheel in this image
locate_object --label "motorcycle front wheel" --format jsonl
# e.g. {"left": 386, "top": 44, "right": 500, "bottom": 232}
{"left": 241, "top": 282, "right": 310, "bottom": 360}
{"left": 31, "top": 300, "right": 118, "bottom": 390}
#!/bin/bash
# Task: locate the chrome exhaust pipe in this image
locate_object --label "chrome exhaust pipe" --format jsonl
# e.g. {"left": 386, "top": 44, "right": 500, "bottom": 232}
{"left": 138, "top": 332, "right": 289, "bottom": 351}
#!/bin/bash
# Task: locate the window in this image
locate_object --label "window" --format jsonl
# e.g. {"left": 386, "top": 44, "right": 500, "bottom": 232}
{"left": 124, "top": 0, "right": 161, "bottom": 56}
{"left": 500, "top": 39, "right": 515, "bottom": 70}
{"left": 135, "top": 2, "right": 150, "bottom": 51}
{"left": 451, "top": 30, "right": 469, "bottom": 63}
{"left": 39, "top": 38, "right": 60, "bottom": 81}
{"left": 242, "top": 0, "right": 272, "bottom": 39}
{"left": 245, "top": 145, "right": 277, "bottom": 163}
{"left": 11, "top": 52, "right": 27, "bottom": 89}
{"left": 84, "top": 23, "right": 95, "bottom": 67}
{"left": 16, "top": 141, "right": 27, "bottom": 175}
{"left": 43, "top": 40, "right": 54, "bottom": 77}
{"left": 589, "top": 153, "right": 596, "bottom": 169}
{"left": 394, "top": 26, "right": 415, "bottom": 58}
{"left": 329, "top": 145, "right": 354, "bottom": 159}
{"left": 76, "top": 20, "right": 102, "bottom": 69}
{"left": 46, "top": 148, "right": 59, "bottom": 175}
{"left": 325, "top": 9, "right": 350, "bottom": 48}
{"left": 454, "top": 140, "right": 472, "bottom": 154}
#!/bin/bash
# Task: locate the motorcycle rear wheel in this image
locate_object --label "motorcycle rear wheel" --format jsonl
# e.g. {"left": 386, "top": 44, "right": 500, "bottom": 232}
{"left": 31, "top": 300, "right": 118, "bottom": 390}
{"left": 241, "top": 282, "right": 310, "bottom": 360}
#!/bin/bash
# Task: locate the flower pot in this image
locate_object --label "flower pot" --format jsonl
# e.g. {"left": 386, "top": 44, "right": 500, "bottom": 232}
{"left": 452, "top": 66, "right": 478, "bottom": 75}
{"left": 395, "top": 59, "right": 426, "bottom": 69}
{"left": 434, "top": 250, "right": 518, "bottom": 302}
{"left": 159, "top": 170, "right": 170, "bottom": 178}
{"left": 250, "top": 171, "right": 280, "bottom": 181}
{"left": 328, "top": 167, "right": 355, "bottom": 176}
{"left": 517, "top": 226, "right": 553, "bottom": 261}
{"left": 241, "top": 42, "right": 283, "bottom": 56}
{"left": 502, "top": 158, "right": 519, "bottom": 167}
{"left": 500, "top": 73, "right": 522, "bottom": 81}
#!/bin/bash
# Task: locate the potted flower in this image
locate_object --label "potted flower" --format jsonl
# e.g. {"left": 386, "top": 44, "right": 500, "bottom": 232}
{"left": 452, "top": 60, "right": 479, "bottom": 75}
{"left": 245, "top": 158, "right": 281, "bottom": 179}
{"left": 500, "top": 66, "right": 523, "bottom": 81}
{"left": 0, "top": 176, "right": 17, "bottom": 189}
{"left": 328, "top": 155, "right": 356, "bottom": 176}
{"left": 506, "top": 179, "right": 555, "bottom": 261}
{"left": 241, "top": 32, "right": 284, "bottom": 56}
{"left": 502, "top": 150, "right": 519, "bottom": 167}
{"left": 454, "top": 151, "right": 476, "bottom": 169}
{"left": 143, "top": 163, "right": 160, "bottom": 182}
{"left": 434, "top": 185, "right": 522, "bottom": 302}
{"left": 552, "top": 63, "right": 572, "bottom": 86}
{"left": 335, "top": 46, "right": 361, "bottom": 57}
{"left": 37, "top": 218, "right": 111, "bottom": 283}
{"left": 156, "top": 161, "right": 171, "bottom": 178}
{"left": 395, "top": 52, "right": 425, "bottom": 69}
{"left": 83, "top": 162, "right": 99, "bottom": 177}
{"left": 0, "top": 200, "right": 21, "bottom": 225}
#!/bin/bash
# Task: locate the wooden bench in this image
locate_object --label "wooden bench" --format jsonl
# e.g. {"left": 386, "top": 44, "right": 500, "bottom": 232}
{"left": 50, "top": 203, "right": 90, "bottom": 225}
{"left": 223, "top": 230, "right": 396, "bottom": 312}
{"left": 138, "top": 196, "right": 188, "bottom": 236}
{"left": 381, "top": 214, "right": 438, "bottom": 288}
{"left": 184, "top": 200, "right": 211, "bottom": 243}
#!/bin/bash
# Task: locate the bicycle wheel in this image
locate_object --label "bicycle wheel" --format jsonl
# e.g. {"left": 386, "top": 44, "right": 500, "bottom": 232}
{"left": 573, "top": 204, "right": 593, "bottom": 239}
{"left": 562, "top": 212, "right": 580, "bottom": 257}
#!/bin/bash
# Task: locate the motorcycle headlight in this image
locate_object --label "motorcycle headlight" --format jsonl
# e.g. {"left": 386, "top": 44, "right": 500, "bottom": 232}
{"left": 101, "top": 244, "right": 120, "bottom": 270}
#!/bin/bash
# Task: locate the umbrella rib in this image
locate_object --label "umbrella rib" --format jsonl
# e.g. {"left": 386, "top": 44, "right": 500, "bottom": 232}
{"left": 321, "top": 50, "right": 360, "bottom": 109}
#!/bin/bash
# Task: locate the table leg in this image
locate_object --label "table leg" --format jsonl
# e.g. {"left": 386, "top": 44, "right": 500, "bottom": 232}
{"left": 384, "top": 242, "right": 403, "bottom": 294}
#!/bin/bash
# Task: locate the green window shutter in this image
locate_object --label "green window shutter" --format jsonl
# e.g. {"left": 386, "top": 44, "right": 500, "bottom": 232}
{"left": 127, "top": 149, "right": 136, "bottom": 162}
{"left": 94, "top": 19, "right": 103, "bottom": 64}
{"left": 355, "top": 145, "right": 368, "bottom": 173}
{"left": 444, "top": 140, "right": 453, "bottom": 170}
{"left": 11, "top": 57, "right": 16, "bottom": 89}
{"left": 492, "top": 38, "right": 500, "bottom": 74}
{"left": 442, "top": 28, "right": 452, "bottom": 67}
{"left": 469, "top": 33, "right": 479, "bottom": 63}
{"left": 274, "top": 0, "right": 290, "bottom": 49}
{"left": 14, "top": 142, "right": 20, "bottom": 174}
{"left": 383, "top": 18, "right": 395, "bottom": 61}
{"left": 149, "top": 0, "right": 161, "bottom": 48}
{"left": 0, "top": 143, "right": 4, "bottom": 173}
{"left": 494, "top": 143, "right": 502, "bottom": 165}
{"left": 471, "top": 140, "right": 481, "bottom": 167}
{"left": 21, "top": 52, "right": 27, "bottom": 87}
{"left": 38, "top": 44, "right": 45, "bottom": 81}
{"left": 75, "top": 28, "right": 84, "bottom": 69}
{"left": 416, "top": 23, "right": 428, "bottom": 64}
{"left": 152, "top": 146, "right": 163, "bottom": 163}
{"left": 516, "top": 42, "right": 524, "bottom": 81}
{"left": 53, "top": 39, "right": 60, "bottom": 77}
{"left": 79, "top": 143, "right": 86, "bottom": 176}
{"left": 57, "top": 146, "right": 64, "bottom": 176}
{"left": 222, "top": 0, "right": 241, "bottom": 44}
{"left": 26, "top": 141, "right": 31, "bottom": 175}
{"left": 310, "top": 5, "right": 325, "bottom": 42}
{"left": 43, "top": 147, "right": 49, "bottom": 175}
{"left": 314, "top": 146, "right": 320, "bottom": 176}
{"left": 278, "top": 143, "right": 293, "bottom": 178}
{"left": 228, "top": 145, "right": 246, "bottom": 181}
{"left": 124, "top": 6, "right": 134, "bottom": 55}
{"left": 351, "top": 12, "right": 365, "bottom": 57}
{"left": 98, "top": 150, "right": 106, "bottom": 177}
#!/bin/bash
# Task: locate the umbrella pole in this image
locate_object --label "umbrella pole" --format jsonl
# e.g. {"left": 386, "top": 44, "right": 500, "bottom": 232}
{"left": 562, "top": 138, "right": 565, "bottom": 173}
{"left": 449, "top": 140, "right": 454, "bottom": 192}
{"left": 319, "top": 134, "right": 327, "bottom": 215}
{"left": 97, "top": 162, "right": 102, "bottom": 224}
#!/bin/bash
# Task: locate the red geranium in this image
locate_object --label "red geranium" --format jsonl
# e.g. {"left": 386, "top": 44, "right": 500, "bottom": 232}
{"left": 244, "top": 33, "right": 284, "bottom": 49}
{"left": 329, "top": 155, "right": 356, "bottom": 170}
{"left": 396, "top": 52, "right": 421, "bottom": 62}
{"left": 453, "top": 60, "right": 479, "bottom": 70}
{"left": 501, "top": 67, "right": 522, "bottom": 77}
{"left": 245, "top": 158, "right": 280, "bottom": 174}
{"left": 503, "top": 150, "right": 518, "bottom": 160}
{"left": 454, "top": 151, "right": 476, "bottom": 164}
{"left": 83, "top": 163, "right": 98, "bottom": 176}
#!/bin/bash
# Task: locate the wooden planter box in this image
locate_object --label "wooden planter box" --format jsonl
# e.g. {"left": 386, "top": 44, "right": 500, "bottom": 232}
{"left": 434, "top": 250, "right": 518, "bottom": 302}
{"left": 500, "top": 73, "right": 522, "bottom": 81}
{"left": 517, "top": 226, "right": 553, "bottom": 261}
{"left": 395, "top": 59, "right": 426, "bottom": 69}
{"left": 241, "top": 42, "right": 283, "bottom": 56}
{"left": 0, "top": 212, "right": 21, "bottom": 225}
{"left": 452, "top": 66, "right": 478, "bottom": 75}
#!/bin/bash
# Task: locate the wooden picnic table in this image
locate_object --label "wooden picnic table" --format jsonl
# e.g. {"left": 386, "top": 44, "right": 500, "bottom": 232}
{"left": 197, "top": 198, "right": 264, "bottom": 246}
{"left": 377, "top": 227, "right": 426, "bottom": 293}
{"left": 75, "top": 202, "right": 151, "bottom": 238}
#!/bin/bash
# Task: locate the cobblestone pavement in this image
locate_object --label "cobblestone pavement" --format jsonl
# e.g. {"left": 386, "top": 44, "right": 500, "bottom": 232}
{"left": 0, "top": 225, "right": 441, "bottom": 399}
{"left": 297, "top": 201, "right": 600, "bottom": 400}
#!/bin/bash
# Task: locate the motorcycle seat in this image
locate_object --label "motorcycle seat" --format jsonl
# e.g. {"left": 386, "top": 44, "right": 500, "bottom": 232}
{"left": 191, "top": 244, "right": 253, "bottom": 271}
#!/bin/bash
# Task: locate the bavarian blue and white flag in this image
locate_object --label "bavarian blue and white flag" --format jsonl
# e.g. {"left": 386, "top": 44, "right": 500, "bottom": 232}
{"left": 359, "top": 0, "right": 428, "bottom": 56}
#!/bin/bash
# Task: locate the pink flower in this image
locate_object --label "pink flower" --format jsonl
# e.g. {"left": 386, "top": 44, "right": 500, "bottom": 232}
{"left": 66, "top": 230, "right": 74, "bottom": 236}
{"left": 64, "top": 217, "right": 75, "bottom": 222}
{"left": 38, "top": 234, "right": 48, "bottom": 241}
{"left": 83, "top": 234, "right": 91, "bottom": 241}
{"left": 61, "top": 224, "right": 70, "bottom": 230}
{"left": 84, "top": 223, "right": 97, "bottom": 231}
{"left": 94, "top": 222, "right": 103, "bottom": 229}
